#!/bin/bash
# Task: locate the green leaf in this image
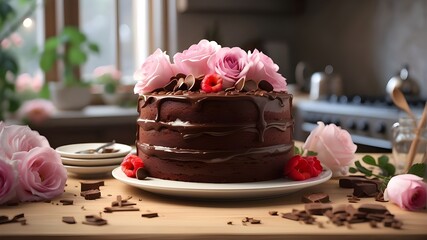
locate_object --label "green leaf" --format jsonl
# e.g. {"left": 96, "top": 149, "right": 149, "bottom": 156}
{"left": 349, "top": 167, "right": 358, "bottom": 174}
{"left": 306, "top": 151, "right": 317, "bottom": 156}
{"left": 408, "top": 163, "right": 426, "bottom": 178}
{"left": 88, "top": 42, "right": 100, "bottom": 53}
{"left": 294, "top": 146, "right": 301, "bottom": 155}
{"left": 381, "top": 163, "right": 395, "bottom": 177}
{"left": 362, "top": 155, "right": 377, "bottom": 166}
{"left": 38, "top": 83, "right": 50, "bottom": 99}
{"left": 355, "top": 161, "right": 372, "bottom": 177}
{"left": 61, "top": 26, "right": 86, "bottom": 44}
{"left": 39, "top": 50, "right": 56, "bottom": 72}
{"left": 377, "top": 155, "right": 389, "bottom": 168}
{"left": 67, "top": 47, "right": 87, "bottom": 65}
{"left": 44, "top": 37, "right": 60, "bottom": 51}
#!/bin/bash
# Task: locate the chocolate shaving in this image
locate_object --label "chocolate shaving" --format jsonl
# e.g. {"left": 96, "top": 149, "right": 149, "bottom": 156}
{"left": 268, "top": 211, "right": 278, "bottom": 216}
{"left": 136, "top": 168, "right": 149, "bottom": 180}
{"left": 243, "top": 80, "right": 257, "bottom": 92}
{"left": 81, "top": 189, "right": 101, "bottom": 200}
{"left": 235, "top": 78, "right": 246, "bottom": 91}
{"left": 0, "top": 213, "right": 26, "bottom": 225}
{"left": 353, "top": 182, "right": 379, "bottom": 198}
{"left": 83, "top": 215, "right": 107, "bottom": 226}
{"left": 305, "top": 203, "right": 333, "bottom": 215}
{"left": 302, "top": 192, "right": 330, "bottom": 203}
{"left": 62, "top": 216, "right": 76, "bottom": 224}
{"left": 60, "top": 199, "right": 74, "bottom": 205}
{"left": 104, "top": 206, "right": 140, "bottom": 213}
{"left": 80, "top": 181, "right": 104, "bottom": 192}
{"left": 141, "top": 213, "right": 159, "bottom": 218}
{"left": 164, "top": 79, "right": 177, "bottom": 92}
{"left": 258, "top": 80, "right": 273, "bottom": 92}
{"left": 184, "top": 75, "right": 196, "bottom": 90}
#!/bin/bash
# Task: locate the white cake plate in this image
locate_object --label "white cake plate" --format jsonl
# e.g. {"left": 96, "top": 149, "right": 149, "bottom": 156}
{"left": 112, "top": 166, "right": 332, "bottom": 200}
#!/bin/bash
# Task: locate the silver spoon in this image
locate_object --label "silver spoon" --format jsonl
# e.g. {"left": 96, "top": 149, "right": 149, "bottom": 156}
{"left": 75, "top": 140, "right": 116, "bottom": 154}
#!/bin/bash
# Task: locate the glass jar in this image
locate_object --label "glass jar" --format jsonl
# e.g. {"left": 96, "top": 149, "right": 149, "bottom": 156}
{"left": 391, "top": 118, "right": 427, "bottom": 174}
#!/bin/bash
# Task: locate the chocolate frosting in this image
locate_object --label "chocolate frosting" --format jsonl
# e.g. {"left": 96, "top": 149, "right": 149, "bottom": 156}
{"left": 136, "top": 90, "right": 293, "bottom": 164}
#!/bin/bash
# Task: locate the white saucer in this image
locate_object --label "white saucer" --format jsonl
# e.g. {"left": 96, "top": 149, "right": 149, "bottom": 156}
{"left": 65, "top": 164, "right": 119, "bottom": 177}
{"left": 56, "top": 143, "right": 132, "bottom": 159}
{"left": 112, "top": 167, "right": 332, "bottom": 200}
{"left": 61, "top": 156, "right": 124, "bottom": 166}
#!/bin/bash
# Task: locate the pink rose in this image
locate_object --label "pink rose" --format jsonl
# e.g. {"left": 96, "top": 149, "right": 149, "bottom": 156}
{"left": 173, "top": 39, "right": 220, "bottom": 77}
{"left": 93, "top": 65, "right": 121, "bottom": 81}
{"left": 247, "top": 49, "right": 287, "bottom": 92}
{"left": 384, "top": 174, "right": 427, "bottom": 211}
{"left": 0, "top": 159, "right": 18, "bottom": 205}
{"left": 134, "top": 49, "right": 175, "bottom": 94}
{"left": 14, "top": 147, "right": 67, "bottom": 202}
{"left": 16, "top": 72, "right": 44, "bottom": 93}
{"left": 207, "top": 47, "right": 251, "bottom": 88}
{"left": 0, "top": 123, "right": 50, "bottom": 160}
{"left": 18, "top": 99, "right": 56, "bottom": 124}
{"left": 303, "top": 121, "right": 357, "bottom": 176}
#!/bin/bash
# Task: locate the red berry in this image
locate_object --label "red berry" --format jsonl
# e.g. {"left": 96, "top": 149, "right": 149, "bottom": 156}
{"left": 201, "top": 74, "right": 223, "bottom": 93}
{"left": 121, "top": 154, "right": 144, "bottom": 178}
{"left": 284, "top": 155, "right": 323, "bottom": 181}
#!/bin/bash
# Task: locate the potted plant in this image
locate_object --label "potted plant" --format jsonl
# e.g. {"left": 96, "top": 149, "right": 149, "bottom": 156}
{"left": 0, "top": 0, "right": 37, "bottom": 120}
{"left": 39, "top": 26, "right": 99, "bottom": 110}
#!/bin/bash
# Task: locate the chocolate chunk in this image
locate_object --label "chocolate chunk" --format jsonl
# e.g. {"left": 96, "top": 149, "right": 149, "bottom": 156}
{"left": 332, "top": 204, "right": 348, "bottom": 214}
{"left": 250, "top": 219, "right": 261, "bottom": 224}
{"left": 104, "top": 206, "right": 140, "bottom": 213}
{"left": 81, "top": 189, "right": 101, "bottom": 200}
{"left": 227, "top": 221, "right": 233, "bottom": 225}
{"left": 136, "top": 168, "right": 149, "bottom": 180}
{"left": 62, "top": 216, "right": 76, "bottom": 224}
{"left": 358, "top": 204, "right": 388, "bottom": 214}
{"left": 353, "top": 182, "right": 379, "bottom": 198}
{"left": 302, "top": 193, "right": 330, "bottom": 203}
{"left": 80, "top": 181, "right": 104, "bottom": 192}
{"left": 60, "top": 199, "right": 74, "bottom": 205}
{"left": 0, "top": 216, "right": 9, "bottom": 224}
{"left": 339, "top": 176, "right": 380, "bottom": 188}
{"left": 305, "top": 203, "right": 333, "bottom": 215}
{"left": 268, "top": 211, "right": 278, "bottom": 216}
{"left": 83, "top": 215, "right": 107, "bottom": 226}
{"left": 281, "top": 212, "right": 300, "bottom": 221}
{"left": 141, "top": 213, "right": 159, "bottom": 218}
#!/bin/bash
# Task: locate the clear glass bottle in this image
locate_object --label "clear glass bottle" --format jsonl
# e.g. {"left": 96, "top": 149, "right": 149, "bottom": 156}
{"left": 391, "top": 118, "right": 427, "bottom": 174}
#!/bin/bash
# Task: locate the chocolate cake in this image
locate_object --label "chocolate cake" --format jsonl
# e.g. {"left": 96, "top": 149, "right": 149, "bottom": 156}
{"left": 134, "top": 39, "right": 294, "bottom": 183}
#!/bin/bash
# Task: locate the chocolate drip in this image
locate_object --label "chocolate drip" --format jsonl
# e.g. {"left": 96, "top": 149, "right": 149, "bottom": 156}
{"left": 137, "top": 91, "right": 293, "bottom": 164}
{"left": 137, "top": 142, "right": 293, "bottom": 163}
{"left": 138, "top": 92, "right": 292, "bottom": 142}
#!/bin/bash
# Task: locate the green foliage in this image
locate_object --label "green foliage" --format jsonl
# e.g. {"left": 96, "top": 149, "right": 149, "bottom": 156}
{"left": 39, "top": 26, "right": 99, "bottom": 85}
{"left": 349, "top": 154, "right": 425, "bottom": 191}
{"left": 407, "top": 163, "right": 426, "bottom": 178}
{"left": 294, "top": 146, "right": 317, "bottom": 157}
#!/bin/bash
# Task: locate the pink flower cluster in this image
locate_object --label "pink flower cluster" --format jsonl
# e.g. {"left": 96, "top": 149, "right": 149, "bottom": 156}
{"left": 134, "top": 39, "right": 288, "bottom": 94}
{"left": 0, "top": 123, "right": 67, "bottom": 205}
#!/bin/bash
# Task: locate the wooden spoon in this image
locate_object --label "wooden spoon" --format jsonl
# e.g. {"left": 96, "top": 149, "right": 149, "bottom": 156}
{"left": 405, "top": 103, "right": 427, "bottom": 172}
{"left": 391, "top": 87, "right": 417, "bottom": 126}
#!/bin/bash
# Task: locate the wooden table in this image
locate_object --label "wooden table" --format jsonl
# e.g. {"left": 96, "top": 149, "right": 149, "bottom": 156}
{"left": 1, "top": 154, "right": 427, "bottom": 240}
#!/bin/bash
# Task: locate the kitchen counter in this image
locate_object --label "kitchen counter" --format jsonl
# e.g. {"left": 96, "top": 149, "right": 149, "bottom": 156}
{"left": 1, "top": 152, "right": 426, "bottom": 240}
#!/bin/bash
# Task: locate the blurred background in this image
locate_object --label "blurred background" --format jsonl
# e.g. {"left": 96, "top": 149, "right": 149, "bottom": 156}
{"left": 1, "top": 0, "right": 426, "bottom": 152}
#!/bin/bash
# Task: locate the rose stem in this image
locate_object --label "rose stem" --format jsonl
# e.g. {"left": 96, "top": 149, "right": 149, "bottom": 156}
{"left": 405, "top": 103, "right": 427, "bottom": 173}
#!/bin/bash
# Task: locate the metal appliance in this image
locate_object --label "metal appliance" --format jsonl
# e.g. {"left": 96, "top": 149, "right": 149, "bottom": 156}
{"left": 294, "top": 95, "right": 426, "bottom": 152}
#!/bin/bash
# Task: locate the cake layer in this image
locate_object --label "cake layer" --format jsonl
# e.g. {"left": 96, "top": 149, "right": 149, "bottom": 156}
{"left": 139, "top": 149, "right": 294, "bottom": 183}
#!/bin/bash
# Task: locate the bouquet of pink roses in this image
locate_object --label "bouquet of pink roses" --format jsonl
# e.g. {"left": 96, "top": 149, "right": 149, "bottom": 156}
{"left": 133, "top": 39, "right": 287, "bottom": 94}
{"left": 0, "top": 122, "right": 67, "bottom": 205}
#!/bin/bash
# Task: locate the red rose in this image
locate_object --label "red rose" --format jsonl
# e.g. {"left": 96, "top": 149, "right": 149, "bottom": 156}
{"left": 284, "top": 155, "right": 323, "bottom": 181}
